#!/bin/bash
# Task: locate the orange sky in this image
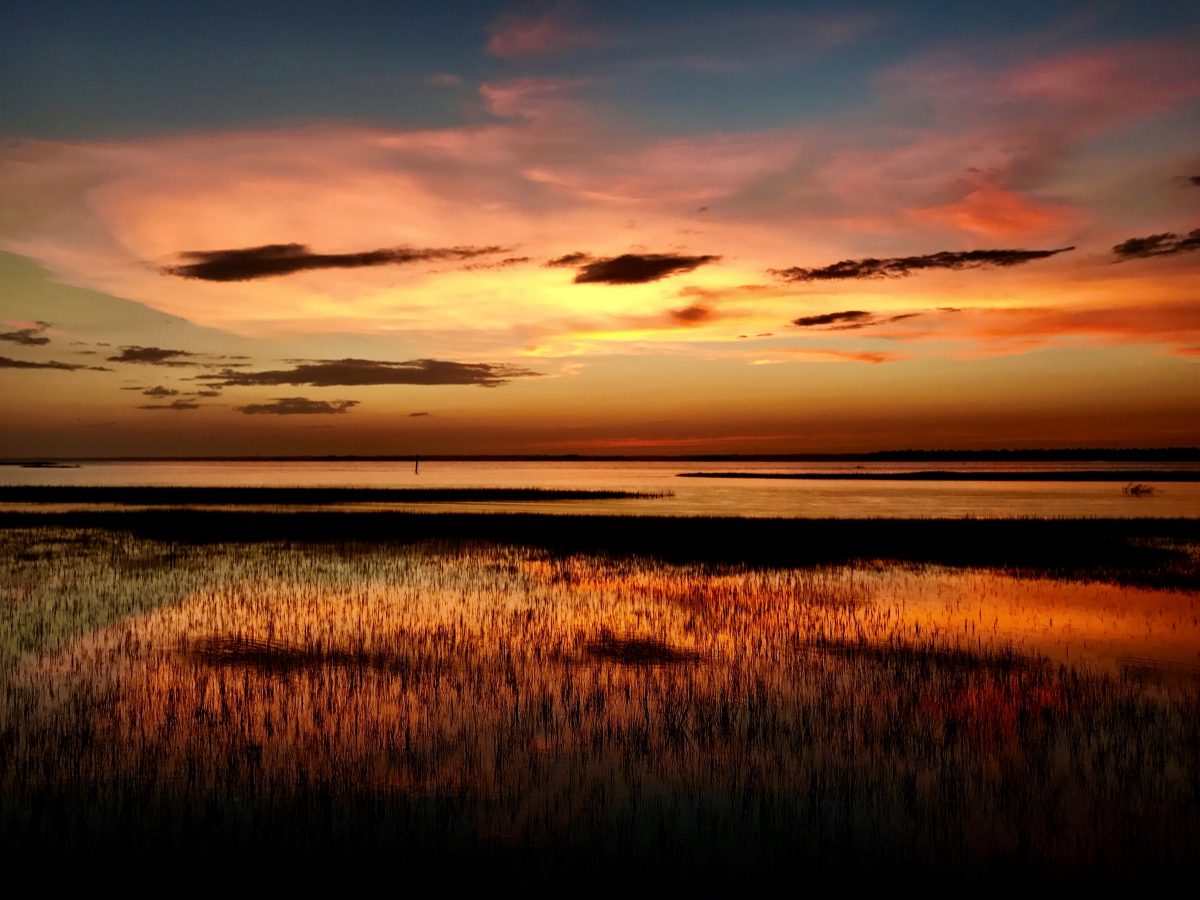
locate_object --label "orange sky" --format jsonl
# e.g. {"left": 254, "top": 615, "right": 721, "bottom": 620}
{"left": 1, "top": 6, "right": 1198, "bottom": 455}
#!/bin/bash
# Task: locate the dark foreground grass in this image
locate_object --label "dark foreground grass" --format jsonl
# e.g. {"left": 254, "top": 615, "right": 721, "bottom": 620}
{"left": 2, "top": 509, "right": 1198, "bottom": 588}
{"left": 1, "top": 529, "right": 1197, "bottom": 889}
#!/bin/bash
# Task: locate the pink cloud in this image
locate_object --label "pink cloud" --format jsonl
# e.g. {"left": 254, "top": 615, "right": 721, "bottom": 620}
{"left": 831, "top": 302, "right": 1200, "bottom": 357}
{"left": 479, "top": 77, "right": 587, "bottom": 123}
{"left": 757, "top": 348, "right": 904, "bottom": 365}
{"left": 883, "top": 40, "right": 1200, "bottom": 135}
{"left": 912, "top": 184, "right": 1076, "bottom": 238}
{"left": 487, "top": 9, "right": 596, "bottom": 58}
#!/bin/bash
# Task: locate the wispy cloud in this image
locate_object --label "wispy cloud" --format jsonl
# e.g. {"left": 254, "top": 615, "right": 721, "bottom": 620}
{"left": 487, "top": 9, "right": 597, "bottom": 58}
{"left": 1112, "top": 229, "right": 1200, "bottom": 260}
{"left": 567, "top": 252, "right": 720, "bottom": 284}
{"left": 164, "top": 243, "right": 507, "bottom": 281}
{"left": 774, "top": 247, "right": 1074, "bottom": 281}
{"left": 201, "top": 358, "right": 541, "bottom": 388}
{"left": 755, "top": 348, "right": 904, "bottom": 365}
{"left": 141, "top": 385, "right": 178, "bottom": 397}
{"left": 235, "top": 397, "right": 359, "bottom": 415}
{"left": 792, "top": 310, "right": 920, "bottom": 329}
{"left": 0, "top": 321, "right": 51, "bottom": 346}
{"left": 137, "top": 398, "right": 201, "bottom": 411}
{"left": 1, "top": 356, "right": 109, "bottom": 371}
{"left": 107, "top": 346, "right": 196, "bottom": 365}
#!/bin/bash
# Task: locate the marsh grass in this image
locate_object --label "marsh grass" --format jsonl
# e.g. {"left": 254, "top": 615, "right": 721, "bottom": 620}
{"left": 582, "top": 629, "right": 704, "bottom": 665}
{"left": 1, "top": 526, "right": 1198, "bottom": 887}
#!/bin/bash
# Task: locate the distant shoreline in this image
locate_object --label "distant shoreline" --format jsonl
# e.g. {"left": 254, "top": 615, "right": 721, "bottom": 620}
{"left": 2, "top": 447, "right": 1199, "bottom": 465}
{"left": 678, "top": 470, "right": 1200, "bottom": 482}
{"left": 0, "top": 486, "right": 667, "bottom": 505}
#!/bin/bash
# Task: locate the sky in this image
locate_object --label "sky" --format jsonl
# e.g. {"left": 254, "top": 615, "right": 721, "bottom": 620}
{"left": 1, "top": 0, "right": 1197, "bottom": 456}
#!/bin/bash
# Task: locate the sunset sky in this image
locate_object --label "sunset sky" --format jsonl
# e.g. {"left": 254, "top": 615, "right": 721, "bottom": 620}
{"left": 1, "top": 1, "right": 1197, "bottom": 456}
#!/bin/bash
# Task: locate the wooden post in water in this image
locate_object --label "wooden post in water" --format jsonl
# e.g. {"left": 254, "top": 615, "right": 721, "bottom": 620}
{"left": 415, "top": 454, "right": 420, "bottom": 475}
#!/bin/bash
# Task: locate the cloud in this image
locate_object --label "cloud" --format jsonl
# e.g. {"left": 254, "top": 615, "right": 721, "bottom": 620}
{"left": 0, "top": 321, "right": 51, "bottom": 346}
{"left": 1112, "top": 229, "right": 1200, "bottom": 260}
{"left": 164, "top": 242, "right": 507, "bottom": 282}
{"left": 792, "top": 310, "right": 921, "bottom": 330}
{"left": 460, "top": 255, "right": 532, "bottom": 271}
{"left": 137, "top": 398, "right": 201, "bottom": 411}
{"left": 545, "top": 252, "right": 592, "bottom": 267}
{"left": 487, "top": 10, "right": 596, "bottom": 58}
{"left": 235, "top": 397, "right": 359, "bottom": 415}
{"left": 820, "top": 302, "right": 1200, "bottom": 356}
{"left": 668, "top": 304, "right": 715, "bottom": 325}
{"left": 200, "top": 358, "right": 541, "bottom": 388}
{"left": 911, "top": 185, "right": 1074, "bottom": 238}
{"left": 142, "top": 385, "right": 179, "bottom": 397}
{"left": 409, "top": 411, "right": 430, "bottom": 417}
{"left": 573, "top": 253, "right": 720, "bottom": 284}
{"left": 792, "top": 310, "right": 872, "bottom": 328}
{"left": 107, "top": 346, "right": 196, "bottom": 365}
{"left": 754, "top": 348, "right": 904, "bottom": 365}
{"left": 0, "top": 356, "right": 110, "bottom": 371}
{"left": 774, "top": 246, "right": 1074, "bottom": 281}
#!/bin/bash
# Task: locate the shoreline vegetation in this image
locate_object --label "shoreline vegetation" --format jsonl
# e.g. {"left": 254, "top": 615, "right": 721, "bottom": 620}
{"left": 2, "top": 446, "right": 1199, "bottom": 464}
{"left": 677, "top": 470, "right": 1200, "bottom": 481}
{"left": 3, "top": 509, "right": 1198, "bottom": 589}
{"left": 0, "top": 486, "right": 669, "bottom": 505}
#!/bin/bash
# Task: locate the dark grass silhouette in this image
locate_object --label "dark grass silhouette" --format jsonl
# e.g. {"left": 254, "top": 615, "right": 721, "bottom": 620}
{"left": 3, "top": 509, "right": 1197, "bottom": 588}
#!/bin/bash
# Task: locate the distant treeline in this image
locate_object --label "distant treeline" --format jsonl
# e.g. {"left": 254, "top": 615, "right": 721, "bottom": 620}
{"left": 2, "top": 447, "right": 1199, "bottom": 464}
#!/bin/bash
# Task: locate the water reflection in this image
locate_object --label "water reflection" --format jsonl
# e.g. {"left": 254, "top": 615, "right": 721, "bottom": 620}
{"left": 4, "top": 459, "right": 1200, "bottom": 517}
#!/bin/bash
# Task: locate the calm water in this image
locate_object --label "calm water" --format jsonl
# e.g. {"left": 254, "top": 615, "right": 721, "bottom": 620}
{"left": 3, "top": 459, "right": 1199, "bottom": 517}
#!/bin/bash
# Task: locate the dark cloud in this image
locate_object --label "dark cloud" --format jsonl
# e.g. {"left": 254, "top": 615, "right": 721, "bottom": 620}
{"left": 461, "top": 256, "right": 532, "bottom": 271}
{"left": 774, "top": 247, "right": 1075, "bottom": 282}
{"left": 107, "top": 346, "right": 196, "bottom": 365}
{"left": 0, "top": 321, "right": 51, "bottom": 346}
{"left": 142, "top": 385, "right": 178, "bottom": 397}
{"left": 792, "top": 310, "right": 873, "bottom": 328}
{"left": 137, "top": 399, "right": 201, "bottom": 411}
{"left": 235, "top": 397, "right": 359, "bottom": 415}
{"left": 199, "top": 357, "right": 541, "bottom": 389}
{"left": 1112, "top": 229, "right": 1200, "bottom": 260}
{"left": 668, "top": 304, "right": 715, "bottom": 324}
{"left": 164, "top": 243, "right": 506, "bottom": 281}
{"left": 574, "top": 253, "right": 720, "bottom": 284}
{"left": 409, "top": 411, "right": 431, "bottom": 417}
{"left": 792, "top": 310, "right": 921, "bottom": 330}
{"left": 195, "top": 389, "right": 222, "bottom": 397}
{"left": 545, "top": 252, "right": 593, "bottom": 268}
{"left": 0, "top": 356, "right": 109, "bottom": 372}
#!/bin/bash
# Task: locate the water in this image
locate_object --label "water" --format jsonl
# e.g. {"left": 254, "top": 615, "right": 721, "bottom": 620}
{"left": 4, "top": 459, "right": 1199, "bottom": 517}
